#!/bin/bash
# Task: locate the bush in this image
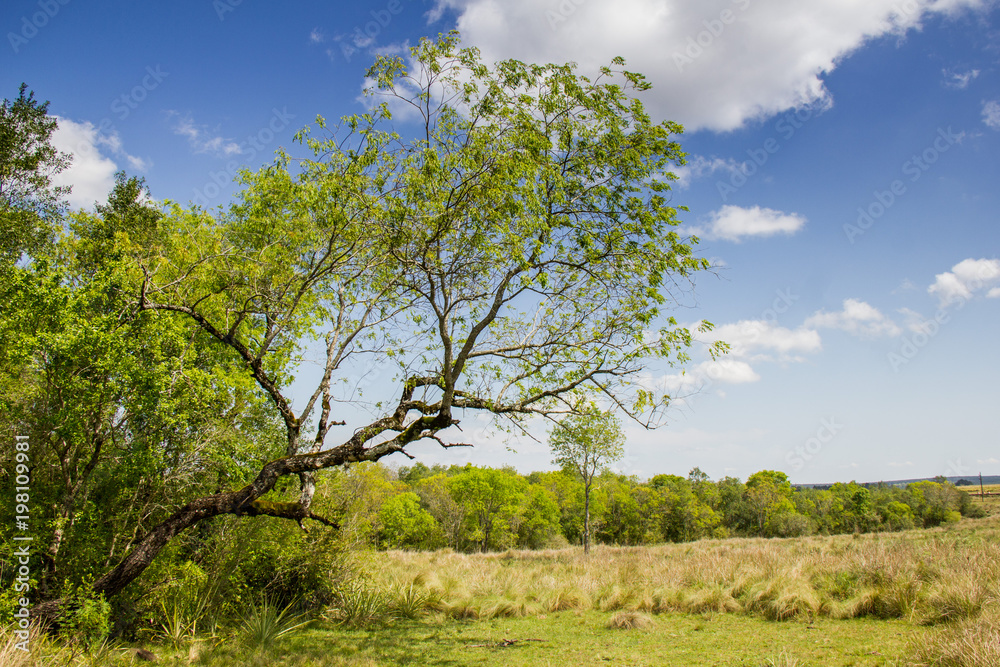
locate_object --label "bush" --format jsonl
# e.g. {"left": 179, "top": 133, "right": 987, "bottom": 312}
{"left": 378, "top": 492, "right": 440, "bottom": 550}
{"left": 58, "top": 584, "right": 111, "bottom": 648}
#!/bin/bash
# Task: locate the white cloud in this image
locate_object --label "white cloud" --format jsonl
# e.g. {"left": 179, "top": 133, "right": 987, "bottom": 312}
{"left": 432, "top": 0, "right": 990, "bottom": 131}
{"left": 169, "top": 112, "right": 242, "bottom": 157}
{"left": 699, "top": 319, "right": 822, "bottom": 361}
{"left": 983, "top": 100, "right": 1000, "bottom": 130}
{"left": 805, "top": 299, "right": 901, "bottom": 338}
{"left": 943, "top": 68, "right": 980, "bottom": 89}
{"left": 888, "top": 461, "right": 916, "bottom": 467}
{"left": 646, "top": 319, "right": 819, "bottom": 401}
{"left": 699, "top": 359, "right": 760, "bottom": 384}
{"left": 691, "top": 205, "right": 806, "bottom": 242}
{"left": 928, "top": 258, "right": 1000, "bottom": 305}
{"left": 988, "top": 287, "right": 1000, "bottom": 299}
{"left": 650, "top": 358, "right": 760, "bottom": 398}
{"left": 309, "top": 28, "right": 324, "bottom": 43}
{"left": 978, "top": 457, "right": 1000, "bottom": 465}
{"left": 50, "top": 117, "right": 141, "bottom": 209}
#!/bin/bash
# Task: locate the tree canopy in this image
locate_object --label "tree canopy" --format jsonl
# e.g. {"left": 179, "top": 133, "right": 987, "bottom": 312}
{"left": 0, "top": 83, "right": 70, "bottom": 264}
{"left": 3, "top": 33, "right": 723, "bottom": 619}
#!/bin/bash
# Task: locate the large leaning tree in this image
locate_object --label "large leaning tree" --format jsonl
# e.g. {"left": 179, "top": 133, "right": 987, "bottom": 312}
{"left": 33, "top": 31, "right": 722, "bottom": 615}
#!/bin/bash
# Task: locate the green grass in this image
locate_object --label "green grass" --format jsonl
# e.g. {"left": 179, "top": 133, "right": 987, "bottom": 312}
{"left": 133, "top": 612, "right": 916, "bottom": 666}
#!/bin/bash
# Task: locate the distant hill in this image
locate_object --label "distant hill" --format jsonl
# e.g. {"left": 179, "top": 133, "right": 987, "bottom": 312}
{"left": 797, "top": 475, "right": 1000, "bottom": 490}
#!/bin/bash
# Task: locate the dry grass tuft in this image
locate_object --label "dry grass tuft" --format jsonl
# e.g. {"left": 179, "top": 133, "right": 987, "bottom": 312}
{"left": 547, "top": 588, "right": 589, "bottom": 612}
{"left": 911, "top": 608, "right": 1000, "bottom": 666}
{"left": 606, "top": 610, "right": 653, "bottom": 630}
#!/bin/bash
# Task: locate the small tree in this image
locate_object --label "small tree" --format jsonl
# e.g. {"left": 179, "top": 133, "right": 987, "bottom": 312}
{"left": 549, "top": 406, "right": 625, "bottom": 553}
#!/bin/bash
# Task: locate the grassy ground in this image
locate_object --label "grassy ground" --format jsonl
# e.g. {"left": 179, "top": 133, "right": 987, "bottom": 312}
{"left": 6, "top": 515, "right": 1000, "bottom": 666}
{"left": 969, "top": 483, "right": 1000, "bottom": 516}
{"left": 166, "top": 612, "right": 917, "bottom": 666}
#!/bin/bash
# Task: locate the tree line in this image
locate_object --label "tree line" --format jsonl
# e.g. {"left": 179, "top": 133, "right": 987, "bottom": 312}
{"left": 324, "top": 462, "right": 986, "bottom": 552}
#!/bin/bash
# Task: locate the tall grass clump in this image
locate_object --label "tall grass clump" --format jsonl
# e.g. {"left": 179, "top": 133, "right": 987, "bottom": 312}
{"left": 911, "top": 608, "right": 1000, "bottom": 666}
{"left": 325, "top": 581, "right": 390, "bottom": 627}
{"left": 238, "top": 597, "right": 311, "bottom": 652}
{"left": 387, "top": 575, "right": 442, "bottom": 619}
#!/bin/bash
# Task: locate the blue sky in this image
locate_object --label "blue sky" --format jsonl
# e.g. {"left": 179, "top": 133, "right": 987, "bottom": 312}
{"left": 3, "top": 0, "right": 998, "bottom": 484}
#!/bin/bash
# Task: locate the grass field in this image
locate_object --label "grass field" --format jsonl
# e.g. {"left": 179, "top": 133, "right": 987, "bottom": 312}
{"left": 6, "top": 514, "right": 1000, "bottom": 666}
{"left": 968, "top": 483, "right": 1000, "bottom": 516}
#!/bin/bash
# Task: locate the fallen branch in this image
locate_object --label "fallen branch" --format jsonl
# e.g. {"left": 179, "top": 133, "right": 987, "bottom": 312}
{"left": 467, "top": 638, "right": 546, "bottom": 648}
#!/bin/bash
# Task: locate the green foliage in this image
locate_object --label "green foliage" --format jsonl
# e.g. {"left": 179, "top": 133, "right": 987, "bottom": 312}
{"left": 57, "top": 584, "right": 111, "bottom": 649}
{"left": 549, "top": 408, "right": 626, "bottom": 481}
{"left": 448, "top": 466, "right": 527, "bottom": 552}
{"left": 515, "top": 484, "right": 563, "bottom": 549}
{"left": 0, "top": 83, "right": 70, "bottom": 262}
{"left": 550, "top": 406, "right": 625, "bottom": 552}
{"left": 378, "top": 492, "right": 439, "bottom": 549}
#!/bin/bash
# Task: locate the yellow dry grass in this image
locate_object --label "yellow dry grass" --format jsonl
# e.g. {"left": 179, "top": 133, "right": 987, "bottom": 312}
{"left": 368, "top": 515, "right": 1000, "bottom": 626}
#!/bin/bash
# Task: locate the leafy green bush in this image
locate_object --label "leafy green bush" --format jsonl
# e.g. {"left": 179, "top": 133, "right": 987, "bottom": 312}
{"left": 58, "top": 583, "right": 111, "bottom": 648}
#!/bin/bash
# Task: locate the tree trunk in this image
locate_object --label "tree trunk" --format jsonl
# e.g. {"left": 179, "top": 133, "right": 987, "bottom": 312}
{"left": 583, "top": 479, "right": 591, "bottom": 555}
{"left": 32, "top": 452, "right": 341, "bottom": 624}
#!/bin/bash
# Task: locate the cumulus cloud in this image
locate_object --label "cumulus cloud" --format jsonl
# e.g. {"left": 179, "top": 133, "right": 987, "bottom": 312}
{"left": 430, "top": 0, "right": 990, "bottom": 131}
{"left": 50, "top": 117, "right": 146, "bottom": 209}
{"left": 983, "top": 100, "right": 1000, "bottom": 130}
{"left": 699, "top": 319, "right": 822, "bottom": 362}
{"left": 805, "top": 299, "right": 902, "bottom": 338}
{"left": 928, "top": 258, "right": 1000, "bottom": 305}
{"left": 169, "top": 112, "right": 242, "bottom": 157}
{"left": 650, "top": 358, "right": 760, "bottom": 399}
{"left": 690, "top": 205, "right": 806, "bottom": 242}
{"left": 646, "top": 317, "right": 820, "bottom": 402}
